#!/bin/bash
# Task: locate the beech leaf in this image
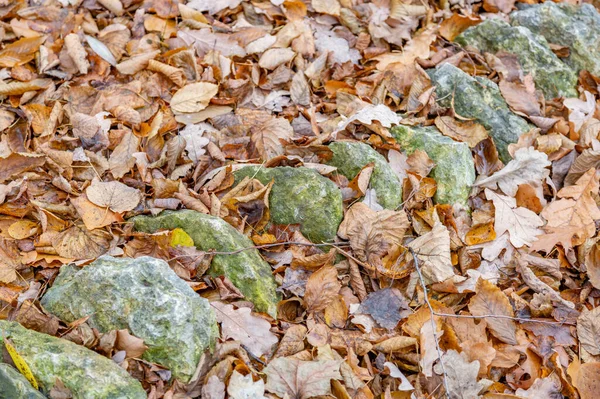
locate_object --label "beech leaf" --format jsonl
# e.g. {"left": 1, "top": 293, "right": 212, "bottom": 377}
{"left": 264, "top": 358, "right": 342, "bottom": 399}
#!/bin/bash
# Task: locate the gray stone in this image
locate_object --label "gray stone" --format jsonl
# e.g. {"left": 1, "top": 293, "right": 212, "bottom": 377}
{"left": 428, "top": 63, "right": 531, "bottom": 162}
{"left": 511, "top": 2, "right": 600, "bottom": 76}
{"left": 0, "top": 321, "right": 146, "bottom": 398}
{"left": 132, "top": 210, "right": 280, "bottom": 318}
{"left": 233, "top": 166, "right": 343, "bottom": 243}
{"left": 41, "top": 256, "right": 218, "bottom": 383}
{"left": 0, "top": 363, "right": 45, "bottom": 399}
{"left": 327, "top": 141, "right": 402, "bottom": 209}
{"left": 455, "top": 18, "right": 577, "bottom": 98}
{"left": 391, "top": 125, "right": 475, "bottom": 205}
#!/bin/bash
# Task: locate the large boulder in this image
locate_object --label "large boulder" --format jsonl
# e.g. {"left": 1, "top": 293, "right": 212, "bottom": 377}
{"left": 327, "top": 141, "right": 402, "bottom": 209}
{"left": 511, "top": 2, "right": 600, "bottom": 76}
{"left": 0, "top": 321, "right": 146, "bottom": 398}
{"left": 455, "top": 18, "right": 577, "bottom": 99}
{"left": 233, "top": 166, "right": 343, "bottom": 243}
{"left": 428, "top": 63, "right": 531, "bottom": 162}
{"left": 391, "top": 125, "right": 475, "bottom": 206}
{"left": 132, "top": 210, "right": 280, "bottom": 317}
{"left": 41, "top": 256, "right": 218, "bottom": 383}
{"left": 0, "top": 363, "right": 45, "bottom": 399}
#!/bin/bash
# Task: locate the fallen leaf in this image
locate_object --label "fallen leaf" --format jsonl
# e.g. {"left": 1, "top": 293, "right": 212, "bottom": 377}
{"left": 116, "top": 329, "right": 148, "bottom": 358}
{"left": 436, "top": 350, "right": 487, "bottom": 399}
{"left": 264, "top": 357, "right": 342, "bottom": 399}
{"left": 439, "top": 14, "right": 480, "bottom": 41}
{"left": 358, "top": 288, "right": 411, "bottom": 330}
{"left": 227, "top": 370, "right": 266, "bottom": 399}
{"left": 304, "top": 264, "right": 341, "bottom": 313}
{"left": 0, "top": 153, "right": 45, "bottom": 183}
{"left": 573, "top": 362, "right": 600, "bottom": 399}
{"left": 71, "top": 194, "right": 119, "bottom": 230}
{"left": 203, "top": 375, "right": 226, "bottom": 399}
{"left": 434, "top": 116, "right": 488, "bottom": 147}
{"left": 51, "top": 225, "right": 110, "bottom": 260}
{"left": 109, "top": 130, "right": 140, "bottom": 179}
{"left": 577, "top": 306, "right": 600, "bottom": 355}
{"left": 468, "top": 278, "right": 517, "bottom": 345}
{"left": 212, "top": 302, "right": 278, "bottom": 357}
{"left": 170, "top": 82, "right": 218, "bottom": 114}
{"left": 86, "top": 180, "right": 142, "bottom": 213}
{"left": 179, "top": 123, "right": 212, "bottom": 164}
{"left": 407, "top": 220, "right": 455, "bottom": 284}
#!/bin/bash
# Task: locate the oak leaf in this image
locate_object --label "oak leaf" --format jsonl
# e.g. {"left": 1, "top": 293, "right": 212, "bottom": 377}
{"left": 264, "top": 358, "right": 342, "bottom": 399}
{"left": 227, "top": 370, "right": 266, "bottom": 399}
{"left": 468, "top": 278, "right": 517, "bottom": 345}
{"left": 436, "top": 350, "right": 487, "bottom": 399}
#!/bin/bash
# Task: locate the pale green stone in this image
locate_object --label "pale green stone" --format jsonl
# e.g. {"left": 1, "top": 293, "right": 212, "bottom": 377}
{"left": 456, "top": 18, "right": 577, "bottom": 98}
{"left": 132, "top": 210, "right": 280, "bottom": 318}
{"left": 0, "top": 321, "right": 146, "bottom": 399}
{"left": 327, "top": 141, "right": 402, "bottom": 209}
{"left": 233, "top": 166, "right": 343, "bottom": 243}
{"left": 511, "top": 2, "right": 600, "bottom": 76}
{"left": 391, "top": 125, "right": 475, "bottom": 205}
{"left": 0, "top": 363, "right": 45, "bottom": 399}
{"left": 41, "top": 256, "right": 218, "bottom": 383}
{"left": 428, "top": 63, "right": 531, "bottom": 162}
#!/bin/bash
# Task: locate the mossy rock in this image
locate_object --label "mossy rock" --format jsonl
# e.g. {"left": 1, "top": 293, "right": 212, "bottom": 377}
{"left": 391, "top": 125, "right": 475, "bottom": 205}
{"left": 327, "top": 141, "right": 402, "bottom": 209}
{"left": 0, "top": 321, "right": 146, "bottom": 398}
{"left": 511, "top": 2, "right": 600, "bottom": 76}
{"left": 41, "top": 256, "right": 218, "bottom": 383}
{"left": 456, "top": 18, "right": 577, "bottom": 98}
{"left": 131, "top": 210, "right": 280, "bottom": 317}
{"left": 0, "top": 363, "right": 45, "bottom": 399}
{"left": 233, "top": 166, "right": 343, "bottom": 243}
{"left": 428, "top": 63, "right": 531, "bottom": 162}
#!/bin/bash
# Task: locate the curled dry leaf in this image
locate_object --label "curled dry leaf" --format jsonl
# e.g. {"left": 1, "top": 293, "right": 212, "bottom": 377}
{"left": 86, "top": 180, "right": 143, "bottom": 213}
{"left": 434, "top": 116, "right": 488, "bottom": 147}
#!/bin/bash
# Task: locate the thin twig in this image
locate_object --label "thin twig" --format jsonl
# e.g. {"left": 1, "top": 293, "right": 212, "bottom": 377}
{"left": 409, "top": 248, "right": 450, "bottom": 398}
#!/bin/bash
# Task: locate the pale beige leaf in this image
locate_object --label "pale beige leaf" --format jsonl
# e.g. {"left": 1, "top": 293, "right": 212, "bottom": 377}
{"left": 485, "top": 189, "right": 544, "bottom": 248}
{"left": 86, "top": 180, "right": 142, "bottom": 213}
{"left": 52, "top": 225, "right": 110, "bottom": 260}
{"left": 434, "top": 116, "right": 488, "bottom": 147}
{"left": 179, "top": 123, "right": 213, "bottom": 164}
{"left": 109, "top": 130, "right": 139, "bottom": 178}
{"left": 468, "top": 278, "right": 517, "bottom": 345}
{"left": 474, "top": 147, "right": 550, "bottom": 196}
{"left": 211, "top": 302, "right": 278, "bottom": 357}
{"left": 436, "top": 350, "right": 487, "bottom": 399}
{"left": 171, "top": 82, "right": 218, "bottom": 114}
{"left": 258, "top": 48, "right": 295, "bottom": 70}
{"left": 0, "top": 238, "right": 21, "bottom": 284}
{"left": 577, "top": 306, "right": 600, "bottom": 355}
{"left": 97, "top": 0, "right": 124, "bottom": 15}
{"left": 374, "top": 27, "right": 436, "bottom": 70}
{"left": 64, "top": 34, "right": 89, "bottom": 75}
{"left": 419, "top": 320, "right": 442, "bottom": 378}
{"left": 264, "top": 358, "right": 342, "bottom": 399}
{"left": 227, "top": 370, "right": 266, "bottom": 399}
{"left": 304, "top": 264, "right": 341, "bottom": 313}
{"left": 407, "top": 220, "right": 454, "bottom": 284}
{"left": 115, "top": 50, "right": 160, "bottom": 75}
{"left": 251, "top": 117, "right": 293, "bottom": 160}
{"left": 312, "top": 0, "right": 341, "bottom": 16}
{"left": 71, "top": 194, "right": 119, "bottom": 230}
{"left": 565, "top": 148, "right": 600, "bottom": 186}
{"left": 202, "top": 375, "right": 226, "bottom": 399}
{"left": 116, "top": 329, "right": 148, "bottom": 358}
{"left": 71, "top": 112, "right": 99, "bottom": 140}
{"left": 291, "top": 71, "right": 310, "bottom": 106}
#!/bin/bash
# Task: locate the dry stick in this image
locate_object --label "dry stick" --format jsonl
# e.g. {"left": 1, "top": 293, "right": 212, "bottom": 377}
{"left": 409, "top": 248, "right": 451, "bottom": 399}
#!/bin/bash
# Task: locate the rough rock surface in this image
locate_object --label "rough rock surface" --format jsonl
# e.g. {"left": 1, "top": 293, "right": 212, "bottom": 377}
{"left": 511, "top": 2, "right": 600, "bottom": 76}
{"left": 428, "top": 63, "right": 531, "bottom": 161}
{"left": 41, "top": 256, "right": 218, "bottom": 383}
{"left": 456, "top": 18, "right": 577, "bottom": 98}
{"left": 0, "top": 363, "right": 45, "bottom": 399}
{"left": 233, "top": 166, "right": 343, "bottom": 243}
{"left": 0, "top": 321, "right": 146, "bottom": 398}
{"left": 391, "top": 125, "right": 475, "bottom": 205}
{"left": 327, "top": 141, "right": 402, "bottom": 209}
{"left": 132, "top": 210, "right": 279, "bottom": 317}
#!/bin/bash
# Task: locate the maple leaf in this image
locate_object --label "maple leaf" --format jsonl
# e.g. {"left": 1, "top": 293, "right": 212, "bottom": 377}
{"left": 264, "top": 358, "right": 342, "bottom": 399}
{"left": 485, "top": 189, "right": 544, "bottom": 248}
{"left": 474, "top": 146, "right": 550, "bottom": 196}
{"left": 533, "top": 168, "right": 600, "bottom": 252}
{"left": 211, "top": 302, "right": 278, "bottom": 358}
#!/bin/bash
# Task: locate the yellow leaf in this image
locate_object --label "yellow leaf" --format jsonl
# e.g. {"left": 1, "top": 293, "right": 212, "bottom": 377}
{"left": 169, "top": 228, "right": 194, "bottom": 247}
{"left": 4, "top": 337, "right": 38, "bottom": 389}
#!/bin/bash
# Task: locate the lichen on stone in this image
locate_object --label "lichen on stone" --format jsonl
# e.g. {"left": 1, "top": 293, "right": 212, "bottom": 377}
{"left": 0, "top": 363, "right": 45, "bottom": 399}
{"left": 455, "top": 18, "right": 577, "bottom": 98}
{"left": 510, "top": 2, "right": 600, "bottom": 76}
{"left": 41, "top": 256, "right": 218, "bottom": 383}
{"left": 0, "top": 321, "right": 146, "bottom": 399}
{"left": 131, "top": 210, "right": 280, "bottom": 317}
{"left": 391, "top": 125, "right": 475, "bottom": 205}
{"left": 428, "top": 63, "right": 531, "bottom": 162}
{"left": 327, "top": 141, "right": 402, "bottom": 210}
{"left": 233, "top": 166, "right": 343, "bottom": 243}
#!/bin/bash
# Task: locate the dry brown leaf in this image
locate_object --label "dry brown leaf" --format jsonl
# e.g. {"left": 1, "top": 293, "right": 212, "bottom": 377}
{"left": 116, "top": 329, "right": 148, "bottom": 358}
{"left": 86, "top": 180, "right": 142, "bottom": 213}
{"left": 52, "top": 225, "right": 111, "bottom": 260}
{"left": 0, "top": 153, "right": 45, "bottom": 183}
{"left": 312, "top": 0, "right": 340, "bottom": 16}
{"left": 573, "top": 362, "right": 600, "bottom": 399}
{"left": 211, "top": 302, "right": 278, "bottom": 357}
{"left": 407, "top": 219, "right": 455, "bottom": 284}
{"left": 147, "top": 59, "right": 185, "bottom": 87}
{"left": 303, "top": 264, "right": 341, "bottom": 313}
{"left": 170, "top": 82, "right": 218, "bottom": 114}
{"left": 439, "top": 14, "right": 481, "bottom": 41}
{"left": 115, "top": 50, "right": 160, "bottom": 75}
{"left": 0, "top": 238, "right": 22, "bottom": 284}
{"left": 97, "top": 0, "right": 124, "bottom": 16}
{"left": 8, "top": 220, "right": 38, "bottom": 240}
{"left": 264, "top": 357, "right": 342, "bottom": 399}
{"left": 71, "top": 194, "right": 119, "bottom": 230}
{"left": 434, "top": 116, "right": 488, "bottom": 148}
{"left": 109, "top": 130, "right": 139, "bottom": 178}
{"left": 577, "top": 306, "right": 600, "bottom": 355}
{"left": 499, "top": 78, "right": 541, "bottom": 117}
{"left": 291, "top": 71, "right": 310, "bottom": 106}
{"left": 468, "top": 278, "right": 517, "bottom": 345}
{"left": 274, "top": 325, "right": 307, "bottom": 358}
{"left": 565, "top": 148, "right": 600, "bottom": 186}
{"left": 64, "top": 34, "right": 89, "bottom": 75}
{"left": 258, "top": 48, "right": 295, "bottom": 70}
{"left": 251, "top": 117, "right": 294, "bottom": 160}
{"left": 0, "top": 36, "right": 46, "bottom": 67}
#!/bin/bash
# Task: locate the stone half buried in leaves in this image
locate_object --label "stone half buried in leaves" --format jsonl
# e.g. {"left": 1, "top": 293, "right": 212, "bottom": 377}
{"left": 0, "top": 363, "right": 45, "bottom": 399}
{"left": 0, "top": 320, "right": 146, "bottom": 398}
{"left": 455, "top": 18, "right": 578, "bottom": 99}
{"left": 232, "top": 166, "right": 344, "bottom": 243}
{"left": 428, "top": 62, "right": 531, "bottom": 162}
{"left": 327, "top": 141, "right": 402, "bottom": 210}
{"left": 41, "top": 255, "right": 218, "bottom": 383}
{"left": 510, "top": 2, "right": 600, "bottom": 76}
{"left": 131, "top": 210, "right": 280, "bottom": 317}
{"left": 391, "top": 124, "right": 475, "bottom": 206}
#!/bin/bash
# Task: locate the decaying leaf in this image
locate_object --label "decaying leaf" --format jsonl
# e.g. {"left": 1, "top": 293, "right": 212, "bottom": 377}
{"left": 303, "top": 264, "right": 341, "bottom": 313}
{"left": 407, "top": 220, "right": 455, "bottom": 284}
{"left": 577, "top": 306, "right": 600, "bottom": 355}
{"left": 264, "top": 358, "right": 342, "bottom": 399}
{"left": 52, "top": 225, "right": 111, "bottom": 260}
